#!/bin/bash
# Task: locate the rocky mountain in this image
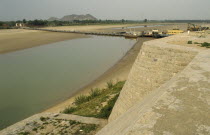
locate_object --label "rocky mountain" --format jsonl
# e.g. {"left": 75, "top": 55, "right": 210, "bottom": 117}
{"left": 47, "top": 17, "right": 59, "bottom": 21}
{"left": 48, "top": 14, "right": 97, "bottom": 21}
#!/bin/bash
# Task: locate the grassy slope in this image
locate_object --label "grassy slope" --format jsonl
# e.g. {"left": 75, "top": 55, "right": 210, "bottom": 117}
{"left": 63, "top": 81, "right": 125, "bottom": 119}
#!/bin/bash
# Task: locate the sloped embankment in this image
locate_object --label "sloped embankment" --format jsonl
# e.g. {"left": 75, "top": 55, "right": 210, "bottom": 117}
{"left": 96, "top": 34, "right": 210, "bottom": 135}
{"left": 109, "top": 38, "right": 198, "bottom": 122}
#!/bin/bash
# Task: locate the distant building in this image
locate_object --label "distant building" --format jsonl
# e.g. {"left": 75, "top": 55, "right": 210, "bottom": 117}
{"left": 15, "top": 23, "right": 26, "bottom": 27}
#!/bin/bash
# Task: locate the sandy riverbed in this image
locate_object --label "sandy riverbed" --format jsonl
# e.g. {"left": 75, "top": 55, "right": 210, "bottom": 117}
{"left": 0, "top": 24, "right": 155, "bottom": 54}
{"left": 0, "top": 23, "right": 186, "bottom": 54}
{"left": 45, "top": 23, "right": 187, "bottom": 33}
{"left": 0, "top": 29, "right": 86, "bottom": 54}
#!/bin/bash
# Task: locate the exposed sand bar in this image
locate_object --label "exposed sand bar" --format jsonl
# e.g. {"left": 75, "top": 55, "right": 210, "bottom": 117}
{"left": 0, "top": 23, "right": 185, "bottom": 54}
{"left": 0, "top": 29, "right": 86, "bottom": 54}
{"left": 45, "top": 37, "right": 154, "bottom": 113}
{"left": 45, "top": 24, "right": 142, "bottom": 32}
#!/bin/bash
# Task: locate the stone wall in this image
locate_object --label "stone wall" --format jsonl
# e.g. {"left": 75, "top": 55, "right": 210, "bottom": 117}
{"left": 109, "top": 36, "right": 198, "bottom": 122}
{"left": 96, "top": 34, "right": 210, "bottom": 135}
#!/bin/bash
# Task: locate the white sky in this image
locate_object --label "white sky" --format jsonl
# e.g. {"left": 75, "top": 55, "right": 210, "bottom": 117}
{"left": 0, "top": 0, "right": 210, "bottom": 21}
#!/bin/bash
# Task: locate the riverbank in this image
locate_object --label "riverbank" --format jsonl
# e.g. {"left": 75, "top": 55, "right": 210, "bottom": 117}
{"left": 45, "top": 37, "right": 154, "bottom": 113}
{"left": 0, "top": 23, "right": 183, "bottom": 54}
{"left": 0, "top": 29, "right": 86, "bottom": 54}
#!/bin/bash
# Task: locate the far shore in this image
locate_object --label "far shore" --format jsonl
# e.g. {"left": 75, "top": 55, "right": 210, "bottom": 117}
{"left": 44, "top": 37, "right": 154, "bottom": 113}
{"left": 0, "top": 29, "right": 87, "bottom": 54}
{"left": 0, "top": 23, "right": 154, "bottom": 54}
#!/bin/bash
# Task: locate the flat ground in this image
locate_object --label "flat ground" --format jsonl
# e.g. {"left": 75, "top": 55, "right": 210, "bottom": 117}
{"left": 168, "top": 30, "right": 210, "bottom": 49}
{"left": 0, "top": 23, "right": 187, "bottom": 54}
{"left": 0, "top": 29, "right": 86, "bottom": 54}
{"left": 45, "top": 23, "right": 187, "bottom": 33}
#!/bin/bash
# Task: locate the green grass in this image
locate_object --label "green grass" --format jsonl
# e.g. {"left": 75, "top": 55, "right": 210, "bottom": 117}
{"left": 194, "top": 42, "right": 200, "bottom": 44}
{"left": 96, "top": 94, "right": 119, "bottom": 119}
{"left": 39, "top": 116, "right": 49, "bottom": 121}
{"left": 74, "top": 95, "right": 89, "bottom": 105}
{"left": 62, "top": 81, "right": 125, "bottom": 119}
{"left": 187, "top": 41, "right": 193, "bottom": 44}
{"left": 74, "top": 88, "right": 102, "bottom": 105}
{"left": 80, "top": 124, "right": 98, "bottom": 133}
{"left": 18, "top": 132, "right": 30, "bottom": 135}
{"left": 69, "top": 120, "right": 81, "bottom": 125}
{"left": 63, "top": 106, "right": 78, "bottom": 114}
{"left": 106, "top": 81, "right": 114, "bottom": 89}
{"left": 201, "top": 42, "right": 210, "bottom": 48}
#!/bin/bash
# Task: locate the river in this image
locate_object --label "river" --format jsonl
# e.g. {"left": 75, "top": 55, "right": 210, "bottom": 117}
{"left": 0, "top": 36, "right": 136, "bottom": 129}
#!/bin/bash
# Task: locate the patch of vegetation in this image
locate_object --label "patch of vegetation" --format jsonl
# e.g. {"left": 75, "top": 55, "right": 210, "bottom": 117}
{"left": 69, "top": 120, "right": 81, "bottom": 125}
{"left": 40, "top": 116, "right": 49, "bottom": 121}
{"left": 74, "top": 95, "right": 89, "bottom": 105}
{"left": 62, "top": 81, "right": 125, "bottom": 119}
{"left": 74, "top": 88, "right": 102, "bottom": 105}
{"left": 201, "top": 42, "right": 210, "bottom": 48}
{"left": 90, "top": 88, "right": 101, "bottom": 98}
{"left": 96, "top": 94, "right": 119, "bottom": 119}
{"left": 32, "top": 128, "right": 38, "bottom": 131}
{"left": 80, "top": 124, "right": 98, "bottom": 133}
{"left": 18, "top": 132, "right": 30, "bottom": 135}
{"left": 107, "top": 81, "right": 114, "bottom": 89}
{"left": 194, "top": 42, "right": 200, "bottom": 44}
{"left": 63, "top": 106, "right": 78, "bottom": 114}
{"left": 187, "top": 41, "right": 193, "bottom": 44}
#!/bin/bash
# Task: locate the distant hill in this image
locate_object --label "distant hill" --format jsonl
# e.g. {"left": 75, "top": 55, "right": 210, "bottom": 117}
{"left": 48, "top": 17, "right": 59, "bottom": 21}
{"left": 48, "top": 14, "right": 97, "bottom": 21}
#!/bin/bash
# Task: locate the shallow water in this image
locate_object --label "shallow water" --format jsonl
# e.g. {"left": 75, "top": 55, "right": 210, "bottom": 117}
{"left": 0, "top": 36, "right": 136, "bottom": 129}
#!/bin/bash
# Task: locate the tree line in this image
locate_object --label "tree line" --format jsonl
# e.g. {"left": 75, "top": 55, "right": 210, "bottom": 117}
{"left": 0, "top": 19, "right": 143, "bottom": 28}
{"left": 1, "top": 19, "right": 210, "bottom": 29}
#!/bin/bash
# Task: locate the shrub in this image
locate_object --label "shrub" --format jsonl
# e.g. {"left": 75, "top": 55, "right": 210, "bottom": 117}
{"left": 201, "top": 42, "right": 210, "bottom": 48}
{"left": 75, "top": 95, "right": 88, "bottom": 105}
{"left": 63, "top": 107, "right": 77, "bottom": 114}
{"left": 89, "top": 88, "right": 101, "bottom": 98}
{"left": 80, "top": 124, "right": 97, "bottom": 133}
{"left": 74, "top": 88, "right": 102, "bottom": 105}
{"left": 194, "top": 42, "right": 200, "bottom": 44}
{"left": 69, "top": 120, "right": 81, "bottom": 125}
{"left": 32, "top": 128, "right": 37, "bottom": 131}
{"left": 18, "top": 132, "right": 30, "bottom": 135}
{"left": 40, "top": 117, "right": 49, "bottom": 122}
{"left": 40, "top": 116, "right": 46, "bottom": 121}
{"left": 187, "top": 41, "right": 193, "bottom": 44}
{"left": 97, "top": 94, "right": 119, "bottom": 119}
{"left": 107, "top": 81, "right": 114, "bottom": 89}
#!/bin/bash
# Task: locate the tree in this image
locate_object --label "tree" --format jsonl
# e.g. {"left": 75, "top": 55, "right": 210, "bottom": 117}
{"left": 0, "top": 21, "right": 3, "bottom": 26}
{"left": 23, "top": 19, "right": 27, "bottom": 23}
{"left": 144, "top": 19, "right": 148, "bottom": 23}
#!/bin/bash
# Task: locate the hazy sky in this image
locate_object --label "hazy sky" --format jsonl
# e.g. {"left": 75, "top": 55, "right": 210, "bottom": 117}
{"left": 0, "top": 0, "right": 210, "bottom": 21}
